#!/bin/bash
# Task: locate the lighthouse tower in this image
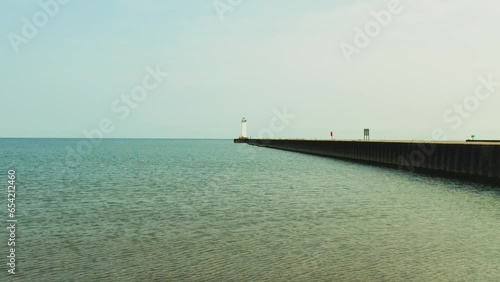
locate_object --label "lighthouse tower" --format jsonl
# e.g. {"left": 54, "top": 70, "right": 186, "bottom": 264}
{"left": 240, "top": 117, "right": 248, "bottom": 139}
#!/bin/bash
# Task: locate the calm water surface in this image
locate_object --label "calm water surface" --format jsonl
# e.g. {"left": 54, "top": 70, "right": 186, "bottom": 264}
{"left": 0, "top": 139, "right": 499, "bottom": 281}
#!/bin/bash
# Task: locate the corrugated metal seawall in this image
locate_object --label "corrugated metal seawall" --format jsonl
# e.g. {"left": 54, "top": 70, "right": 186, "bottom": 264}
{"left": 235, "top": 139, "right": 500, "bottom": 184}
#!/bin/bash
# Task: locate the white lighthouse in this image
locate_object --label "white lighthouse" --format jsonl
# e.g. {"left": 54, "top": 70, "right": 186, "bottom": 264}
{"left": 240, "top": 117, "right": 248, "bottom": 139}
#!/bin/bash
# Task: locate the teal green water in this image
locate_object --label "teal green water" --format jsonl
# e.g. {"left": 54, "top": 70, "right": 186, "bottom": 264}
{"left": 1, "top": 139, "right": 499, "bottom": 281}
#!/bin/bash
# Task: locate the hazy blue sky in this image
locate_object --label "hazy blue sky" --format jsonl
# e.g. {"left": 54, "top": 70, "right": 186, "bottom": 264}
{"left": 1, "top": 0, "right": 499, "bottom": 140}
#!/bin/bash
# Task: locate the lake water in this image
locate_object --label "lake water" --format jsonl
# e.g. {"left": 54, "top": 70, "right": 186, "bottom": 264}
{"left": 0, "top": 139, "right": 499, "bottom": 281}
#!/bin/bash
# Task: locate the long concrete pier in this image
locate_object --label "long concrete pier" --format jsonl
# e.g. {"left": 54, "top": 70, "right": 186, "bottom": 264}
{"left": 234, "top": 139, "right": 500, "bottom": 184}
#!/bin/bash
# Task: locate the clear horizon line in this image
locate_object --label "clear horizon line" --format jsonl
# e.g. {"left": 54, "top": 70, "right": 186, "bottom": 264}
{"left": 0, "top": 137, "right": 236, "bottom": 140}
